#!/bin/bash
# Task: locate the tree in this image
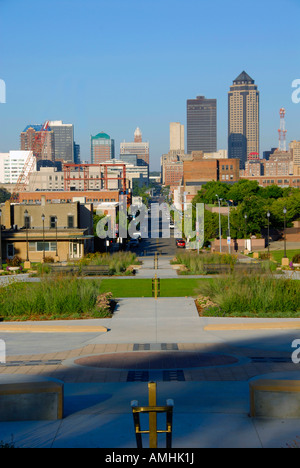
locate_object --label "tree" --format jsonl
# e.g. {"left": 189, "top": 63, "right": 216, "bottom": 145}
{"left": 226, "top": 180, "right": 260, "bottom": 203}
{"left": 194, "top": 181, "right": 230, "bottom": 205}
{"left": 0, "top": 188, "right": 10, "bottom": 203}
{"left": 257, "top": 185, "right": 284, "bottom": 200}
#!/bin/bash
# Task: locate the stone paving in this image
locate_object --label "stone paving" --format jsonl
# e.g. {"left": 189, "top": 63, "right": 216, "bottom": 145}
{"left": 1, "top": 341, "right": 298, "bottom": 384}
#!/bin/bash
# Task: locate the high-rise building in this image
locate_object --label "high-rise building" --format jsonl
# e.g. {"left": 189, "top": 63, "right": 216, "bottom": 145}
{"left": 120, "top": 128, "right": 150, "bottom": 166}
{"left": 91, "top": 132, "right": 115, "bottom": 164}
{"left": 228, "top": 71, "right": 259, "bottom": 169}
{"left": 290, "top": 140, "right": 300, "bottom": 172}
{"left": 186, "top": 96, "right": 217, "bottom": 154}
{"left": 74, "top": 143, "right": 81, "bottom": 164}
{"left": 48, "top": 121, "right": 74, "bottom": 163}
{"left": 0, "top": 151, "right": 36, "bottom": 185}
{"left": 170, "top": 122, "right": 185, "bottom": 153}
{"left": 20, "top": 125, "right": 55, "bottom": 162}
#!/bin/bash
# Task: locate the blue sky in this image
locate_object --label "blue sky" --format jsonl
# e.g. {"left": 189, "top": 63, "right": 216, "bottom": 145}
{"left": 0, "top": 0, "right": 300, "bottom": 170}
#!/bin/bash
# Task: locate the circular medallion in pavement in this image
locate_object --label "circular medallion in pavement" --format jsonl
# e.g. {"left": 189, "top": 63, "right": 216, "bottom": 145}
{"left": 74, "top": 351, "right": 239, "bottom": 370}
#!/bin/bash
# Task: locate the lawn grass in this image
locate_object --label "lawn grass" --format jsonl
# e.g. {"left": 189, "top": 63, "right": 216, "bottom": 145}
{"left": 99, "top": 278, "right": 213, "bottom": 298}
{"left": 270, "top": 249, "right": 300, "bottom": 264}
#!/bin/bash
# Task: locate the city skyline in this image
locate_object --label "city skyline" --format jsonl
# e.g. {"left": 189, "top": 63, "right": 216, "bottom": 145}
{"left": 0, "top": 0, "right": 300, "bottom": 171}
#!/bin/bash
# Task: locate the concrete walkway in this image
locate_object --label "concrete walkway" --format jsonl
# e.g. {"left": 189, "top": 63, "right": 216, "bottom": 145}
{"left": 135, "top": 255, "right": 178, "bottom": 278}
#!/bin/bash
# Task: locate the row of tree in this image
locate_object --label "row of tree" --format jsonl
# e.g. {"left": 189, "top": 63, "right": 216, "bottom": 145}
{"left": 192, "top": 180, "right": 300, "bottom": 242}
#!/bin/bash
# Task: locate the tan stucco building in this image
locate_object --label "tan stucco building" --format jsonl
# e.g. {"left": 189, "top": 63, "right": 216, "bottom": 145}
{"left": 0, "top": 198, "right": 94, "bottom": 263}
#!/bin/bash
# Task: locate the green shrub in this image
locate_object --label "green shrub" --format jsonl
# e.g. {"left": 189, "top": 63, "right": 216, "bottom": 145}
{"left": 292, "top": 253, "right": 300, "bottom": 263}
{"left": 79, "top": 252, "right": 139, "bottom": 275}
{"left": 0, "top": 278, "right": 113, "bottom": 320}
{"left": 174, "top": 252, "right": 237, "bottom": 274}
{"left": 198, "top": 273, "right": 300, "bottom": 317}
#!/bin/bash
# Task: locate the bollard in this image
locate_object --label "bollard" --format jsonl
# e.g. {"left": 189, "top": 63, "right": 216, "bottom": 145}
{"left": 152, "top": 275, "right": 160, "bottom": 299}
{"left": 131, "top": 382, "right": 174, "bottom": 449}
{"left": 154, "top": 252, "right": 158, "bottom": 270}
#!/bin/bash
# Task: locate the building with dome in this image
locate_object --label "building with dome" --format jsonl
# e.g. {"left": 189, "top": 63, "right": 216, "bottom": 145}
{"left": 120, "top": 128, "right": 149, "bottom": 166}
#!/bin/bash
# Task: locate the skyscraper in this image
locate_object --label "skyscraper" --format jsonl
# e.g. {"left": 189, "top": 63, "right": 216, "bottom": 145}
{"left": 91, "top": 132, "right": 115, "bottom": 164}
{"left": 21, "top": 125, "right": 55, "bottom": 162}
{"left": 186, "top": 96, "right": 217, "bottom": 154}
{"left": 120, "top": 128, "right": 150, "bottom": 166}
{"left": 228, "top": 71, "right": 259, "bottom": 169}
{"left": 170, "top": 122, "right": 185, "bottom": 153}
{"left": 48, "top": 121, "right": 74, "bottom": 163}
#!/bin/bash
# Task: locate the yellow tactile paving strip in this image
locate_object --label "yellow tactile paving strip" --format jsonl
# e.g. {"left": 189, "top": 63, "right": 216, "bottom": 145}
{"left": 0, "top": 324, "right": 107, "bottom": 333}
{"left": 204, "top": 322, "right": 300, "bottom": 331}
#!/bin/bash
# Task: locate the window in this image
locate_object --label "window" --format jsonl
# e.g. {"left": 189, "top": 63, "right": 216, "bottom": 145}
{"left": 7, "top": 244, "right": 14, "bottom": 258}
{"left": 35, "top": 242, "right": 56, "bottom": 252}
{"left": 50, "top": 216, "right": 57, "bottom": 229}
{"left": 67, "top": 216, "right": 74, "bottom": 228}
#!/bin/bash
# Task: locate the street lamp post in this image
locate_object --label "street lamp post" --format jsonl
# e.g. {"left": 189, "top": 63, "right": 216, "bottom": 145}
{"left": 0, "top": 208, "right": 2, "bottom": 270}
{"left": 41, "top": 214, "right": 45, "bottom": 263}
{"left": 244, "top": 214, "right": 248, "bottom": 251}
{"left": 216, "top": 195, "right": 222, "bottom": 253}
{"left": 283, "top": 207, "right": 287, "bottom": 259}
{"left": 227, "top": 201, "right": 231, "bottom": 254}
{"left": 55, "top": 216, "right": 58, "bottom": 257}
{"left": 267, "top": 211, "right": 270, "bottom": 259}
{"left": 24, "top": 209, "right": 29, "bottom": 262}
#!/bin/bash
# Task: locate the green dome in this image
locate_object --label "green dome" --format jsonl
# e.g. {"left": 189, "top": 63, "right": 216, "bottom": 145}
{"left": 92, "top": 132, "right": 111, "bottom": 140}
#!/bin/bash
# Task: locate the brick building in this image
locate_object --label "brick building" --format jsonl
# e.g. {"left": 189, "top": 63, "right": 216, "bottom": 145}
{"left": 21, "top": 125, "right": 55, "bottom": 162}
{"left": 182, "top": 154, "right": 240, "bottom": 201}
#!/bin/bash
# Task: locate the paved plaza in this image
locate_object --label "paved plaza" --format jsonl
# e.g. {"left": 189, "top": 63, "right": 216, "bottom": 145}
{"left": 0, "top": 252, "right": 300, "bottom": 448}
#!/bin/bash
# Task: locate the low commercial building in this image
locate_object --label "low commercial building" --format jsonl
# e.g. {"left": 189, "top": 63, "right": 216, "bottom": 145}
{"left": 0, "top": 198, "right": 94, "bottom": 263}
{"left": 182, "top": 153, "right": 240, "bottom": 201}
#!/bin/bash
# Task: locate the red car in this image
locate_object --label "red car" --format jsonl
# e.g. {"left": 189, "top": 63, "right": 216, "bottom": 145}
{"left": 176, "top": 239, "right": 186, "bottom": 248}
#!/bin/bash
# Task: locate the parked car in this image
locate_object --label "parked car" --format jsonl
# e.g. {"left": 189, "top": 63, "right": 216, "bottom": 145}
{"left": 132, "top": 232, "right": 142, "bottom": 241}
{"left": 176, "top": 239, "right": 186, "bottom": 248}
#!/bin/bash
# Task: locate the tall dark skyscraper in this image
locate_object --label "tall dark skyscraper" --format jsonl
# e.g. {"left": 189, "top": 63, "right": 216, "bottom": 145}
{"left": 228, "top": 71, "right": 259, "bottom": 169}
{"left": 187, "top": 96, "right": 217, "bottom": 154}
{"left": 49, "top": 120, "right": 74, "bottom": 163}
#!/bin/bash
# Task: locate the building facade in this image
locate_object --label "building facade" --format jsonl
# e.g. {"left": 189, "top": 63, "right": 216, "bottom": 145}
{"left": 228, "top": 71, "right": 260, "bottom": 169}
{"left": 0, "top": 151, "right": 36, "bottom": 184}
{"left": 187, "top": 96, "right": 217, "bottom": 154}
{"left": 170, "top": 122, "right": 185, "bottom": 152}
{"left": 0, "top": 199, "right": 94, "bottom": 263}
{"left": 48, "top": 121, "right": 74, "bottom": 163}
{"left": 290, "top": 140, "right": 300, "bottom": 174}
{"left": 21, "top": 125, "right": 55, "bottom": 162}
{"left": 91, "top": 132, "right": 115, "bottom": 164}
{"left": 120, "top": 128, "right": 150, "bottom": 166}
{"left": 183, "top": 154, "right": 240, "bottom": 201}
